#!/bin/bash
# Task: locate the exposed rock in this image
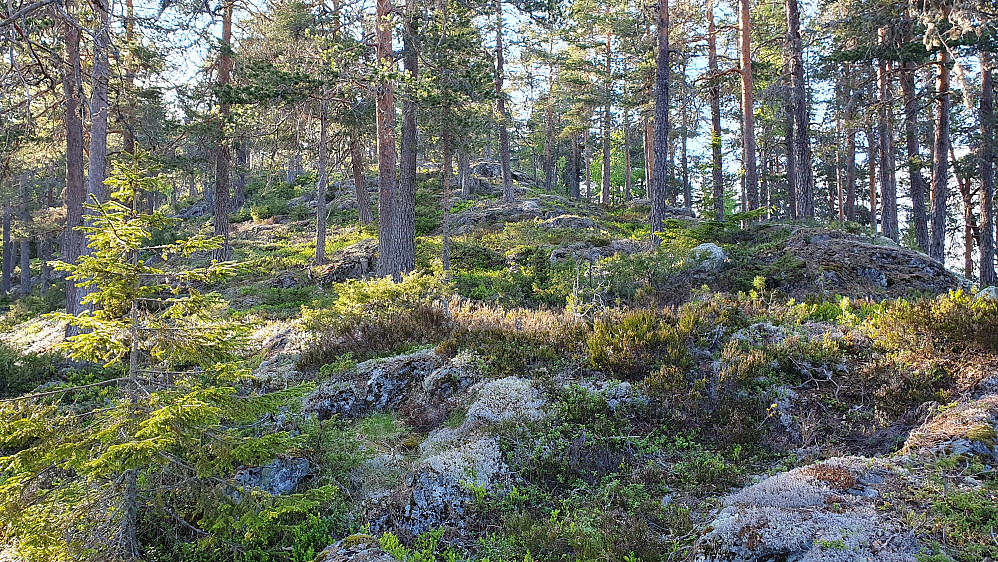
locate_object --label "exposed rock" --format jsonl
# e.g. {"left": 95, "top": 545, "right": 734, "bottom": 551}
{"left": 365, "top": 349, "right": 445, "bottom": 410}
{"left": 549, "top": 238, "right": 646, "bottom": 262}
{"left": 451, "top": 199, "right": 543, "bottom": 230}
{"left": 903, "top": 395, "right": 998, "bottom": 463}
{"left": 686, "top": 243, "right": 727, "bottom": 273}
{"left": 422, "top": 365, "right": 475, "bottom": 399}
{"left": 463, "top": 376, "right": 546, "bottom": 429}
{"left": 315, "top": 239, "right": 378, "bottom": 284}
{"left": 304, "top": 349, "right": 446, "bottom": 419}
{"left": 695, "top": 457, "right": 919, "bottom": 562}
{"left": 470, "top": 161, "right": 534, "bottom": 184}
{"left": 315, "top": 535, "right": 395, "bottom": 562}
{"left": 542, "top": 214, "right": 597, "bottom": 230}
{"left": 233, "top": 458, "right": 310, "bottom": 496}
{"left": 977, "top": 286, "right": 998, "bottom": 301}
{"left": 785, "top": 229, "right": 967, "bottom": 299}
{"left": 176, "top": 198, "right": 211, "bottom": 219}
{"left": 396, "top": 437, "right": 506, "bottom": 537}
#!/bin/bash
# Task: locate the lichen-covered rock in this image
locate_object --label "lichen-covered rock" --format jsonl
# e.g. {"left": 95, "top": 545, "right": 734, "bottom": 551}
{"left": 422, "top": 365, "right": 475, "bottom": 399}
{"left": 695, "top": 457, "right": 919, "bottom": 562}
{"left": 303, "top": 382, "right": 361, "bottom": 419}
{"left": 903, "top": 395, "right": 998, "bottom": 463}
{"left": 542, "top": 214, "right": 597, "bottom": 230}
{"left": 316, "top": 239, "right": 378, "bottom": 284}
{"left": 451, "top": 199, "right": 543, "bottom": 229}
{"left": 785, "top": 228, "right": 967, "bottom": 299}
{"left": 549, "top": 238, "right": 645, "bottom": 262}
{"left": 686, "top": 243, "right": 727, "bottom": 273}
{"left": 315, "top": 535, "right": 394, "bottom": 562}
{"left": 233, "top": 458, "right": 310, "bottom": 496}
{"left": 463, "top": 377, "right": 545, "bottom": 429}
{"left": 304, "top": 349, "right": 446, "bottom": 419}
{"left": 977, "top": 286, "right": 998, "bottom": 301}
{"left": 364, "top": 349, "right": 445, "bottom": 410}
{"left": 396, "top": 437, "right": 505, "bottom": 537}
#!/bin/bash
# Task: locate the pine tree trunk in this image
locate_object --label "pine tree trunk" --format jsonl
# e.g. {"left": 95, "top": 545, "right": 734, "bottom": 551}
{"left": 601, "top": 28, "right": 612, "bottom": 206}
{"left": 458, "top": 149, "right": 470, "bottom": 198}
{"left": 845, "top": 71, "right": 857, "bottom": 222}
{"left": 877, "top": 32, "right": 898, "bottom": 241}
{"left": 544, "top": 35, "right": 555, "bottom": 192}
{"left": 930, "top": 49, "right": 951, "bottom": 263}
{"left": 2, "top": 203, "right": 11, "bottom": 295}
{"left": 681, "top": 56, "right": 691, "bottom": 209}
{"left": 650, "top": 0, "right": 671, "bottom": 242}
{"left": 868, "top": 126, "right": 878, "bottom": 233}
{"left": 495, "top": 0, "right": 514, "bottom": 202}
{"left": 584, "top": 128, "right": 592, "bottom": 201}
{"left": 61, "top": 0, "right": 86, "bottom": 318}
{"left": 88, "top": 0, "right": 110, "bottom": 208}
{"left": 396, "top": 4, "right": 419, "bottom": 278}
{"left": 708, "top": 0, "right": 723, "bottom": 221}
{"left": 19, "top": 184, "right": 31, "bottom": 297}
{"left": 442, "top": 105, "right": 452, "bottom": 272}
{"left": 234, "top": 143, "right": 248, "bottom": 209}
{"left": 39, "top": 235, "right": 51, "bottom": 294}
{"left": 901, "top": 62, "right": 929, "bottom": 253}
{"left": 953, "top": 151, "right": 977, "bottom": 278}
{"left": 568, "top": 136, "right": 581, "bottom": 201}
{"left": 350, "top": 136, "right": 374, "bottom": 225}
{"left": 624, "top": 109, "right": 632, "bottom": 202}
{"left": 981, "top": 51, "right": 995, "bottom": 285}
{"left": 644, "top": 112, "right": 654, "bottom": 200}
{"left": 784, "top": 91, "right": 798, "bottom": 219}
{"left": 315, "top": 100, "right": 328, "bottom": 265}
{"left": 786, "top": 0, "right": 812, "bottom": 217}
{"left": 376, "top": 0, "right": 399, "bottom": 278}
{"left": 739, "top": 0, "right": 759, "bottom": 210}
{"left": 213, "top": 0, "right": 234, "bottom": 262}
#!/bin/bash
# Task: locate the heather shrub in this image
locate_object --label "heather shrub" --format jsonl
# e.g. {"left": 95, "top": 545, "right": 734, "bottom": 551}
{"left": 298, "top": 273, "right": 452, "bottom": 369}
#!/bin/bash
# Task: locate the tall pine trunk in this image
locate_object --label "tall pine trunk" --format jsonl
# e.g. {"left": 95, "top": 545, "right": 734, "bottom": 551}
{"left": 981, "top": 51, "right": 995, "bottom": 284}
{"left": 350, "top": 136, "right": 374, "bottom": 224}
{"left": 739, "top": 0, "right": 759, "bottom": 210}
{"left": 650, "top": 0, "right": 671, "bottom": 242}
{"left": 844, "top": 67, "right": 857, "bottom": 222}
{"left": 877, "top": 30, "right": 899, "bottom": 241}
{"left": 901, "top": 62, "right": 929, "bottom": 253}
{"left": 495, "top": 0, "right": 514, "bottom": 202}
{"left": 315, "top": 100, "right": 328, "bottom": 265}
{"left": 396, "top": 4, "right": 418, "bottom": 277}
{"left": 212, "top": 0, "right": 233, "bottom": 261}
{"left": 708, "top": 0, "right": 724, "bottom": 221}
{"left": 868, "top": 126, "right": 878, "bottom": 233}
{"left": 375, "top": 0, "right": 399, "bottom": 278}
{"left": 61, "top": 0, "right": 86, "bottom": 318}
{"left": 601, "top": 26, "right": 612, "bottom": 206}
{"left": 624, "top": 109, "right": 632, "bottom": 202}
{"left": 930, "top": 49, "right": 951, "bottom": 263}
{"left": 681, "top": 56, "right": 690, "bottom": 209}
{"left": 786, "top": 0, "right": 812, "bottom": 217}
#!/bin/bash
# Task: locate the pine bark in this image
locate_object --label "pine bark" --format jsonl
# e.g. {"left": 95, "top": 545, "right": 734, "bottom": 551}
{"left": 708, "top": 0, "right": 724, "bottom": 221}
{"left": 396, "top": 4, "right": 418, "bottom": 277}
{"left": 19, "top": 183, "right": 31, "bottom": 297}
{"left": 61, "top": 0, "right": 86, "bottom": 317}
{"left": 930, "top": 49, "right": 951, "bottom": 263}
{"left": 213, "top": 0, "right": 234, "bottom": 261}
{"left": 624, "top": 109, "right": 632, "bottom": 202}
{"left": 544, "top": 34, "right": 555, "bottom": 192}
{"left": 601, "top": 27, "right": 612, "bottom": 206}
{"left": 877, "top": 30, "right": 898, "bottom": 241}
{"left": 785, "top": 0, "right": 812, "bottom": 217}
{"left": 901, "top": 62, "right": 929, "bottom": 253}
{"left": 495, "top": 0, "right": 514, "bottom": 202}
{"left": 349, "top": 136, "right": 374, "bottom": 225}
{"left": 739, "top": 0, "right": 759, "bottom": 210}
{"left": 315, "top": 101, "right": 328, "bottom": 265}
{"left": 868, "top": 126, "right": 878, "bottom": 233}
{"left": 650, "top": 0, "right": 671, "bottom": 242}
{"left": 2, "top": 203, "right": 11, "bottom": 294}
{"left": 584, "top": 128, "right": 592, "bottom": 201}
{"left": 981, "top": 51, "right": 995, "bottom": 285}
{"left": 844, "top": 67, "right": 857, "bottom": 222}
{"left": 376, "top": 0, "right": 400, "bottom": 278}
{"left": 680, "top": 56, "right": 690, "bottom": 209}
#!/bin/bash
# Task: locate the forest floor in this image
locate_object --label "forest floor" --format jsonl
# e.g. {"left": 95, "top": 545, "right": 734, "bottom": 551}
{"left": 2, "top": 165, "right": 997, "bottom": 562}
